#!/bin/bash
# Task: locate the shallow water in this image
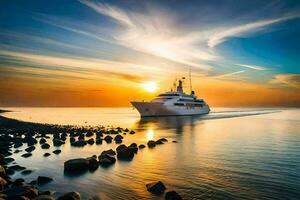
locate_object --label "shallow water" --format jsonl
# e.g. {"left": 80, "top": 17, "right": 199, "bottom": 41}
{"left": 1, "top": 107, "right": 300, "bottom": 199}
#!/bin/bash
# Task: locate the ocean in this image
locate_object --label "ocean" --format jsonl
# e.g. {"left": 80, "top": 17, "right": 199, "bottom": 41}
{"left": 1, "top": 107, "right": 299, "bottom": 199}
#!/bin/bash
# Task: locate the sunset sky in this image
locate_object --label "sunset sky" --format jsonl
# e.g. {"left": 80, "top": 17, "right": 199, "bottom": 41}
{"left": 0, "top": 0, "right": 300, "bottom": 107}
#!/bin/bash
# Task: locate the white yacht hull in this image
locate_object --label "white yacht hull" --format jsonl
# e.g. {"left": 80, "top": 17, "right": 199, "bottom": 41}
{"left": 131, "top": 101, "right": 210, "bottom": 117}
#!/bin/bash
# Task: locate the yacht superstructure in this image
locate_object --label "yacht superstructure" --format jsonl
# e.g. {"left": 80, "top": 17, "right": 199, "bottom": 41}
{"left": 131, "top": 78, "right": 210, "bottom": 117}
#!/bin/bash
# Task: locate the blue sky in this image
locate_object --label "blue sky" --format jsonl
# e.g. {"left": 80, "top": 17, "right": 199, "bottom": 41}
{"left": 0, "top": 0, "right": 300, "bottom": 106}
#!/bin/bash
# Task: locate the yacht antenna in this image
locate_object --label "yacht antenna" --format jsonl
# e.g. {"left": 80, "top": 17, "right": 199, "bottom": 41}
{"left": 189, "top": 67, "right": 192, "bottom": 94}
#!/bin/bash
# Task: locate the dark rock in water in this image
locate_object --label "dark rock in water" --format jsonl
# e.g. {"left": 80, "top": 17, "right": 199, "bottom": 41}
{"left": 4, "top": 157, "right": 14, "bottom": 164}
{"left": 41, "top": 143, "right": 50, "bottom": 149}
{"left": 104, "top": 135, "right": 113, "bottom": 143}
{"left": 64, "top": 158, "right": 89, "bottom": 173}
{"left": 159, "top": 138, "right": 168, "bottom": 142}
{"left": 53, "top": 139, "right": 65, "bottom": 147}
{"left": 9, "top": 165, "right": 26, "bottom": 171}
{"left": 25, "top": 137, "right": 38, "bottom": 146}
{"left": 114, "top": 134, "right": 123, "bottom": 141}
{"left": 172, "top": 141, "right": 178, "bottom": 143}
{"left": 116, "top": 144, "right": 127, "bottom": 153}
{"left": 39, "top": 138, "right": 47, "bottom": 144}
{"left": 57, "top": 191, "right": 81, "bottom": 200}
{"left": 99, "top": 158, "right": 113, "bottom": 167}
{"left": 117, "top": 146, "right": 134, "bottom": 160}
{"left": 95, "top": 138, "right": 102, "bottom": 145}
{"left": 87, "top": 138, "right": 94, "bottom": 145}
{"left": 165, "top": 190, "right": 183, "bottom": 200}
{"left": 38, "top": 190, "right": 52, "bottom": 195}
{"left": 138, "top": 144, "right": 146, "bottom": 149}
{"left": 71, "top": 140, "right": 87, "bottom": 147}
{"left": 147, "top": 140, "right": 156, "bottom": 148}
{"left": 86, "top": 157, "right": 99, "bottom": 170}
{"left": 12, "top": 178, "right": 25, "bottom": 187}
{"left": 96, "top": 131, "right": 103, "bottom": 137}
{"left": 43, "top": 153, "right": 51, "bottom": 157}
{"left": 53, "top": 150, "right": 61, "bottom": 155}
{"left": 6, "top": 169, "right": 14, "bottom": 175}
{"left": 129, "top": 143, "right": 137, "bottom": 148}
{"left": 2, "top": 186, "right": 38, "bottom": 199}
{"left": 85, "top": 132, "right": 94, "bottom": 137}
{"left": 29, "top": 180, "right": 37, "bottom": 185}
{"left": 25, "top": 146, "right": 35, "bottom": 153}
{"left": 21, "top": 170, "right": 33, "bottom": 175}
{"left": 146, "top": 181, "right": 166, "bottom": 195}
{"left": 0, "top": 177, "right": 7, "bottom": 191}
{"left": 14, "top": 141, "right": 23, "bottom": 148}
{"left": 155, "top": 140, "right": 164, "bottom": 145}
{"left": 70, "top": 137, "right": 76, "bottom": 143}
{"left": 98, "top": 153, "right": 116, "bottom": 167}
{"left": 37, "top": 176, "right": 53, "bottom": 185}
{"left": 34, "top": 195, "right": 55, "bottom": 200}
{"left": 129, "top": 130, "right": 135, "bottom": 134}
{"left": 14, "top": 149, "right": 22, "bottom": 153}
{"left": 0, "top": 165, "right": 6, "bottom": 177}
{"left": 100, "top": 149, "right": 116, "bottom": 157}
{"left": 21, "top": 153, "right": 32, "bottom": 158}
{"left": 124, "top": 128, "right": 129, "bottom": 132}
{"left": 78, "top": 134, "right": 85, "bottom": 141}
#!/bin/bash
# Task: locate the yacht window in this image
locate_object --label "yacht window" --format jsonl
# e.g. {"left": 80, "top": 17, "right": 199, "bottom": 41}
{"left": 174, "top": 103, "right": 184, "bottom": 106}
{"left": 159, "top": 94, "right": 180, "bottom": 97}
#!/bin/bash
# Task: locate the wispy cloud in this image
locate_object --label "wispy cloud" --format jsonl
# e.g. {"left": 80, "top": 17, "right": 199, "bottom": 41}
{"left": 208, "top": 13, "right": 300, "bottom": 47}
{"left": 214, "top": 70, "right": 245, "bottom": 78}
{"left": 270, "top": 74, "right": 300, "bottom": 89}
{"left": 237, "top": 64, "right": 268, "bottom": 71}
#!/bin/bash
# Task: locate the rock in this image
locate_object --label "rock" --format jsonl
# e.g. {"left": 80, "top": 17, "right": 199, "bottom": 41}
{"left": 52, "top": 150, "right": 61, "bottom": 155}
{"left": 155, "top": 140, "right": 164, "bottom": 144}
{"left": 78, "top": 134, "right": 85, "bottom": 140}
{"left": 172, "top": 141, "right": 178, "bottom": 143}
{"left": 87, "top": 157, "right": 99, "bottom": 170}
{"left": 138, "top": 144, "right": 146, "bottom": 149}
{"left": 96, "top": 132, "right": 103, "bottom": 137}
{"left": 4, "top": 157, "right": 14, "bottom": 164}
{"left": 98, "top": 153, "right": 116, "bottom": 167}
{"left": 147, "top": 140, "right": 156, "bottom": 148}
{"left": 21, "top": 170, "right": 33, "bottom": 175}
{"left": 114, "top": 135, "right": 123, "bottom": 142}
{"left": 129, "top": 130, "right": 135, "bottom": 134}
{"left": 25, "top": 146, "right": 35, "bottom": 153}
{"left": 2, "top": 186, "right": 38, "bottom": 199}
{"left": 87, "top": 138, "right": 94, "bottom": 145}
{"left": 86, "top": 132, "right": 94, "bottom": 137}
{"left": 116, "top": 144, "right": 127, "bottom": 153}
{"left": 104, "top": 136, "right": 113, "bottom": 143}
{"left": 39, "top": 138, "right": 47, "bottom": 144}
{"left": 70, "top": 137, "right": 76, "bottom": 143}
{"left": 14, "top": 141, "right": 23, "bottom": 148}
{"left": 71, "top": 140, "right": 86, "bottom": 147}
{"left": 95, "top": 138, "right": 102, "bottom": 145}
{"left": 41, "top": 143, "right": 50, "bottom": 149}
{"left": 14, "top": 149, "right": 22, "bottom": 153}
{"left": 0, "top": 165, "right": 6, "bottom": 177}
{"left": 64, "top": 158, "right": 89, "bottom": 173}
{"left": 53, "top": 139, "right": 65, "bottom": 147}
{"left": 98, "top": 158, "right": 113, "bottom": 167}
{"left": 129, "top": 143, "right": 137, "bottom": 148}
{"left": 165, "top": 190, "right": 183, "bottom": 200}
{"left": 159, "top": 138, "right": 168, "bottom": 142}
{"left": 117, "top": 146, "right": 134, "bottom": 160}
{"left": 21, "top": 153, "right": 32, "bottom": 158}
{"left": 25, "top": 137, "right": 38, "bottom": 146}
{"left": 43, "top": 153, "right": 51, "bottom": 157}
{"left": 100, "top": 149, "right": 116, "bottom": 157}
{"left": 146, "top": 181, "right": 166, "bottom": 195}
{"left": 57, "top": 191, "right": 81, "bottom": 200}
{"left": 9, "top": 165, "right": 26, "bottom": 171}
{"left": 0, "top": 177, "right": 7, "bottom": 191}
{"left": 37, "top": 176, "right": 53, "bottom": 185}
{"left": 33, "top": 195, "right": 55, "bottom": 200}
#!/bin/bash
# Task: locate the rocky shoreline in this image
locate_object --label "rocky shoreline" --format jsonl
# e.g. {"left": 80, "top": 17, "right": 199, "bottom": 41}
{"left": 0, "top": 110, "right": 182, "bottom": 200}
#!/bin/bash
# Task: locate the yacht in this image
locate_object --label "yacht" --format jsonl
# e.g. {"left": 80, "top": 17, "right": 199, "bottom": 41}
{"left": 131, "top": 78, "right": 210, "bottom": 117}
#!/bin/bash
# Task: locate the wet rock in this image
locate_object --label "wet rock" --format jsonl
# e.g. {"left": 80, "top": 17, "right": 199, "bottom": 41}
{"left": 116, "top": 144, "right": 127, "bottom": 153}
{"left": 57, "top": 191, "right": 81, "bottom": 200}
{"left": 14, "top": 141, "right": 23, "bottom": 148}
{"left": 100, "top": 149, "right": 116, "bottom": 157}
{"left": 64, "top": 158, "right": 89, "bottom": 173}
{"left": 6, "top": 169, "right": 14, "bottom": 175}
{"left": 53, "top": 139, "right": 64, "bottom": 147}
{"left": 78, "top": 134, "right": 85, "bottom": 141}
{"left": 4, "top": 157, "right": 14, "bottom": 164}
{"left": 71, "top": 140, "right": 86, "bottom": 147}
{"left": 95, "top": 138, "right": 102, "bottom": 145}
{"left": 43, "top": 153, "right": 51, "bottom": 157}
{"left": 117, "top": 146, "right": 134, "bottom": 160}
{"left": 11, "top": 178, "right": 25, "bottom": 187}
{"left": 98, "top": 152, "right": 116, "bottom": 167}
{"left": 96, "top": 131, "right": 103, "bottom": 137}
{"left": 104, "top": 136, "right": 113, "bottom": 143}
{"left": 0, "top": 165, "right": 6, "bottom": 177}
{"left": 172, "top": 141, "right": 178, "bottom": 143}
{"left": 33, "top": 195, "right": 55, "bottom": 200}
{"left": 98, "top": 158, "right": 113, "bottom": 167}
{"left": 21, "top": 153, "right": 32, "bottom": 158}
{"left": 25, "top": 137, "right": 38, "bottom": 146}
{"left": 159, "top": 138, "right": 168, "bottom": 142}
{"left": 39, "top": 138, "right": 47, "bottom": 144}
{"left": 41, "top": 143, "right": 50, "bottom": 149}
{"left": 9, "top": 165, "right": 26, "bottom": 171}
{"left": 87, "top": 138, "right": 94, "bottom": 145}
{"left": 2, "top": 186, "right": 38, "bottom": 199}
{"left": 138, "top": 144, "right": 146, "bottom": 149}
{"left": 37, "top": 176, "right": 53, "bottom": 185}
{"left": 114, "top": 135, "right": 123, "bottom": 143}
{"left": 25, "top": 146, "right": 35, "bottom": 153}
{"left": 129, "top": 130, "right": 135, "bottom": 134}
{"left": 0, "top": 177, "right": 7, "bottom": 191}
{"left": 14, "top": 149, "right": 22, "bottom": 153}
{"left": 155, "top": 140, "right": 164, "bottom": 145}
{"left": 52, "top": 150, "right": 61, "bottom": 155}
{"left": 21, "top": 170, "right": 33, "bottom": 175}
{"left": 165, "top": 190, "right": 183, "bottom": 200}
{"left": 147, "top": 140, "right": 156, "bottom": 148}
{"left": 146, "top": 181, "right": 166, "bottom": 195}
{"left": 86, "top": 132, "right": 94, "bottom": 137}
{"left": 70, "top": 137, "right": 76, "bottom": 143}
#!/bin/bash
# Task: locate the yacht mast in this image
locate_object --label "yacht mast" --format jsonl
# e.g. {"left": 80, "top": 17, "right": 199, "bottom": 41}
{"left": 189, "top": 67, "right": 192, "bottom": 94}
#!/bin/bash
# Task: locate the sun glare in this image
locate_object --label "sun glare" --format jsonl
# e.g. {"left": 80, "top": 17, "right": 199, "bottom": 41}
{"left": 143, "top": 82, "right": 157, "bottom": 93}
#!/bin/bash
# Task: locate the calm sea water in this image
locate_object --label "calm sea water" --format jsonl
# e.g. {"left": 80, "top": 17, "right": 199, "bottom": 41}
{"left": 1, "top": 107, "right": 300, "bottom": 200}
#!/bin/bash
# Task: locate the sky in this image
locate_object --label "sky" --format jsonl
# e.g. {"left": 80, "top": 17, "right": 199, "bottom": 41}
{"left": 0, "top": 0, "right": 300, "bottom": 107}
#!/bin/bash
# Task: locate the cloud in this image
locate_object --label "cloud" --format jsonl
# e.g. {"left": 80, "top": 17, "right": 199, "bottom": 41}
{"left": 208, "top": 13, "right": 300, "bottom": 47}
{"left": 270, "top": 74, "right": 300, "bottom": 88}
{"left": 214, "top": 70, "right": 245, "bottom": 78}
{"left": 237, "top": 64, "right": 268, "bottom": 71}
